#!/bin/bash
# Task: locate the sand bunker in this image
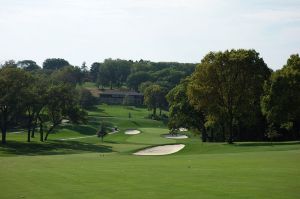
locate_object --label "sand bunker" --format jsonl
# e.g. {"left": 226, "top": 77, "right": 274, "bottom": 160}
{"left": 164, "top": 134, "right": 188, "bottom": 139}
{"left": 179, "top": 128, "right": 188, "bottom": 132}
{"left": 134, "top": 144, "right": 185, "bottom": 156}
{"left": 125, "top": 129, "right": 141, "bottom": 135}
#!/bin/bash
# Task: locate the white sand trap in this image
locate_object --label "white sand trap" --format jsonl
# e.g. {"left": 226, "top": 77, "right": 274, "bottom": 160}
{"left": 164, "top": 134, "right": 188, "bottom": 139}
{"left": 179, "top": 128, "right": 188, "bottom": 132}
{"left": 125, "top": 129, "right": 141, "bottom": 135}
{"left": 134, "top": 144, "right": 185, "bottom": 156}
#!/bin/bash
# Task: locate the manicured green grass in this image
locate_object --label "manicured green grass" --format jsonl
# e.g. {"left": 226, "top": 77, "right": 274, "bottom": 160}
{"left": 0, "top": 104, "right": 300, "bottom": 199}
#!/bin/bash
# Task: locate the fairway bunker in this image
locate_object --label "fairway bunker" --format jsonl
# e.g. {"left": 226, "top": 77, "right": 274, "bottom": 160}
{"left": 125, "top": 129, "right": 141, "bottom": 135}
{"left": 164, "top": 134, "right": 188, "bottom": 139}
{"left": 134, "top": 144, "right": 185, "bottom": 156}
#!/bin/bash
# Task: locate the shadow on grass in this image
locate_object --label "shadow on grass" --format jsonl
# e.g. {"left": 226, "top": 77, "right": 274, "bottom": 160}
{"left": 0, "top": 140, "right": 113, "bottom": 156}
{"left": 131, "top": 121, "right": 140, "bottom": 127}
{"left": 235, "top": 141, "right": 300, "bottom": 147}
{"left": 62, "top": 125, "right": 98, "bottom": 135}
{"left": 86, "top": 106, "right": 105, "bottom": 113}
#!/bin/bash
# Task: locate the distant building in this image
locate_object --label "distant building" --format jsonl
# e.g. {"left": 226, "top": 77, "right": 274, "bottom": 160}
{"left": 99, "top": 90, "right": 144, "bottom": 105}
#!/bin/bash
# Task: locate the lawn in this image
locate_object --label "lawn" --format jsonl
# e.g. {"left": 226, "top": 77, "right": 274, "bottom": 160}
{"left": 0, "top": 105, "right": 299, "bottom": 199}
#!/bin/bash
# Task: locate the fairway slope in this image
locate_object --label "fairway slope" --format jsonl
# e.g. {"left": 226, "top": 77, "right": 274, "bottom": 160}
{"left": 134, "top": 144, "right": 185, "bottom": 155}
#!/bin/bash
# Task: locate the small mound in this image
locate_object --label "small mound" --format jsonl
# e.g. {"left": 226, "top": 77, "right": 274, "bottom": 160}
{"left": 134, "top": 144, "right": 185, "bottom": 156}
{"left": 125, "top": 129, "right": 141, "bottom": 135}
{"left": 164, "top": 134, "right": 188, "bottom": 139}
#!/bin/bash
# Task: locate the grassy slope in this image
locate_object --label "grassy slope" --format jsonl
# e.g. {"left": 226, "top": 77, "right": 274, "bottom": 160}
{"left": 0, "top": 104, "right": 300, "bottom": 199}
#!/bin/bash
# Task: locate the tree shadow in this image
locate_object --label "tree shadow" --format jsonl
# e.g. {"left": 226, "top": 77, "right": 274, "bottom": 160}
{"left": 131, "top": 121, "right": 140, "bottom": 126}
{"left": 235, "top": 141, "right": 300, "bottom": 147}
{"left": 0, "top": 140, "right": 113, "bottom": 156}
{"left": 63, "top": 125, "right": 98, "bottom": 135}
{"left": 86, "top": 106, "right": 105, "bottom": 113}
{"left": 124, "top": 106, "right": 141, "bottom": 112}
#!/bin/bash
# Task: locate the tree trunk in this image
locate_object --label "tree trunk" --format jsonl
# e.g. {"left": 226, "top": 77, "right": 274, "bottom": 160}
{"left": 201, "top": 127, "right": 207, "bottom": 142}
{"left": 27, "top": 128, "right": 31, "bottom": 142}
{"left": 153, "top": 107, "right": 157, "bottom": 117}
{"left": 227, "top": 116, "right": 234, "bottom": 144}
{"left": 1, "top": 109, "right": 8, "bottom": 144}
{"left": 44, "top": 131, "right": 49, "bottom": 141}
{"left": 31, "top": 118, "right": 38, "bottom": 138}
{"left": 39, "top": 123, "right": 44, "bottom": 142}
{"left": 31, "top": 126, "right": 36, "bottom": 138}
{"left": 1, "top": 128, "right": 6, "bottom": 144}
{"left": 159, "top": 109, "right": 162, "bottom": 116}
{"left": 44, "top": 123, "right": 57, "bottom": 141}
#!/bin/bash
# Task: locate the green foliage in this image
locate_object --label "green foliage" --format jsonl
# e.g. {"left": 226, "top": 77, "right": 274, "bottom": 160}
{"left": 17, "top": 60, "right": 41, "bottom": 71}
{"left": 127, "top": 71, "right": 153, "bottom": 91}
{"left": 96, "top": 59, "right": 132, "bottom": 89}
{"left": 188, "top": 49, "right": 271, "bottom": 143}
{"left": 90, "top": 62, "right": 101, "bottom": 82}
{"left": 97, "top": 121, "right": 110, "bottom": 142}
{"left": 0, "top": 68, "right": 33, "bottom": 143}
{"left": 0, "top": 60, "right": 18, "bottom": 68}
{"left": 261, "top": 54, "right": 300, "bottom": 139}
{"left": 144, "top": 84, "right": 167, "bottom": 117}
{"left": 51, "top": 66, "right": 84, "bottom": 85}
{"left": 167, "top": 79, "right": 207, "bottom": 141}
{"left": 79, "top": 88, "right": 98, "bottom": 108}
{"left": 43, "top": 58, "right": 70, "bottom": 70}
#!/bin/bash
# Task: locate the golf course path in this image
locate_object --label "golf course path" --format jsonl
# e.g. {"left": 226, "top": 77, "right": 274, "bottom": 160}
{"left": 58, "top": 135, "right": 97, "bottom": 141}
{"left": 134, "top": 144, "right": 185, "bottom": 155}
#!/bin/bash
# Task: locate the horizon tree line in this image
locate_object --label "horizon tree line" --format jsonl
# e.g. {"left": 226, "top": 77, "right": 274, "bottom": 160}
{"left": 1, "top": 50, "right": 299, "bottom": 144}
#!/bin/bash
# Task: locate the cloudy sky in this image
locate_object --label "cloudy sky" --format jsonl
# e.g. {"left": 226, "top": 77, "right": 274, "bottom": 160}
{"left": 0, "top": 0, "right": 299, "bottom": 70}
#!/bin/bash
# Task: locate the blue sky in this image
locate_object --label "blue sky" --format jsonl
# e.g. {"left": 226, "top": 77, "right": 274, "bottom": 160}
{"left": 0, "top": 0, "right": 299, "bottom": 70}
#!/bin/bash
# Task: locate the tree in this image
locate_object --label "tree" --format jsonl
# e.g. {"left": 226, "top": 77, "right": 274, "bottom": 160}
{"left": 0, "top": 67, "right": 31, "bottom": 144}
{"left": 79, "top": 88, "right": 97, "bottom": 108}
{"left": 144, "top": 84, "right": 166, "bottom": 117}
{"left": 23, "top": 75, "right": 49, "bottom": 142}
{"left": 18, "top": 60, "right": 41, "bottom": 71}
{"left": 51, "top": 66, "right": 84, "bottom": 85}
{"left": 261, "top": 54, "right": 300, "bottom": 140}
{"left": 81, "top": 61, "right": 88, "bottom": 72}
{"left": 43, "top": 58, "right": 69, "bottom": 70}
{"left": 97, "top": 63, "right": 110, "bottom": 88}
{"left": 97, "top": 122, "right": 108, "bottom": 142}
{"left": 44, "top": 84, "right": 87, "bottom": 140}
{"left": 167, "top": 80, "right": 207, "bottom": 142}
{"left": 90, "top": 62, "right": 101, "bottom": 82}
{"left": 188, "top": 49, "right": 271, "bottom": 143}
{"left": 1, "top": 60, "right": 17, "bottom": 68}
{"left": 127, "top": 72, "right": 152, "bottom": 91}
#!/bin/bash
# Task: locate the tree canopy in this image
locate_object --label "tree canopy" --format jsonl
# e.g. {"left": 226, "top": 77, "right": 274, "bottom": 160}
{"left": 187, "top": 49, "right": 271, "bottom": 143}
{"left": 261, "top": 54, "right": 300, "bottom": 139}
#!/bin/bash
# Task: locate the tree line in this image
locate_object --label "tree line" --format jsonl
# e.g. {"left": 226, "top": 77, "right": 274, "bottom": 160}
{"left": 1, "top": 51, "right": 299, "bottom": 144}
{"left": 0, "top": 61, "right": 89, "bottom": 144}
{"left": 167, "top": 50, "right": 300, "bottom": 143}
{"left": 90, "top": 58, "right": 196, "bottom": 91}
